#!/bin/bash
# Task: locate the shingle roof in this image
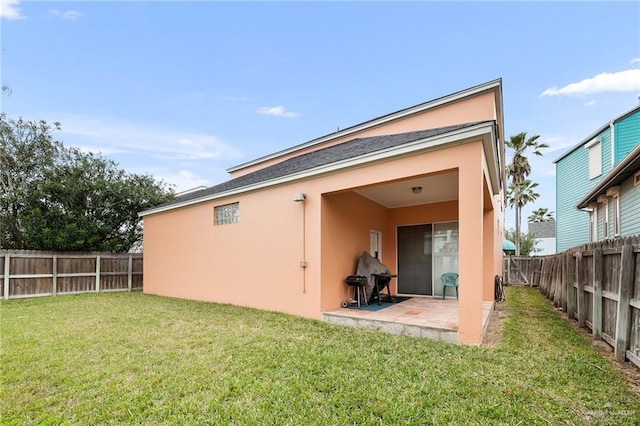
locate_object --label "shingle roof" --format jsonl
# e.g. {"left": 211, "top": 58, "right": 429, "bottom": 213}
{"left": 156, "top": 121, "right": 491, "bottom": 210}
{"left": 528, "top": 220, "right": 556, "bottom": 238}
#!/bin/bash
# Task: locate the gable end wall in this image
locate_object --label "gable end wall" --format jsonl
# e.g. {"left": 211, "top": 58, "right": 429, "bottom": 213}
{"left": 556, "top": 126, "right": 611, "bottom": 252}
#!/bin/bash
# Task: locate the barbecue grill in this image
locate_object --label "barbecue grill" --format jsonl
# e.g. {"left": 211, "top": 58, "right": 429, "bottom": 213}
{"left": 343, "top": 275, "right": 368, "bottom": 308}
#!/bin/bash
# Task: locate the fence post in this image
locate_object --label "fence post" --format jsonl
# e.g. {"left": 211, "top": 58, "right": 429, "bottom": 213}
{"left": 592, "top": 248, "right": 603, "bottom": 339}
{"left": 561, "top": 255, "right": 568, "bottom": 313}
{"left": 566, "top": 253, "right": 575, "bottom": 320}
{"left": 95, "top": 255, "right": 101, "bottom": 292}
{"left": 127, "top": 255, "right": 133, "bottom": 291}
{"left": 553, "top": 257, "right": 566, "bottom": 308}
{"left": 576, "top": 252, "right": 586, "bottom": 328}
{"left": 543, "top": 258, "right": 549, "bottom": 296}
{"left": 52, "top": 255, "right": 57, "bottom": 297}
{"left": 3, "top": 254, "right": 9, "bottom": 300}
{"left": 614, "top": 244, "right": 633, "bottom": 362}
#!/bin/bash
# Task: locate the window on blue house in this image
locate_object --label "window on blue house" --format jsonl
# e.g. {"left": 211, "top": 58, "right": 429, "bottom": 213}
{"left": 586, "top": 139, "right": 602, "bottom": 179}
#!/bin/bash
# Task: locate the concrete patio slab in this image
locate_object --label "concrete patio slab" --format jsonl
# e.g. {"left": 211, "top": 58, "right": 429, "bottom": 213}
{"left": 322, "top": 297, "right": 494, "bottom": 344}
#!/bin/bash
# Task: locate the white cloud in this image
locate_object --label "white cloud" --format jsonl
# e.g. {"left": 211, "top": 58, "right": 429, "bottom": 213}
{"left": 540, "top": 69, "right": 640, "bottom": 97}
{"left": 52, "top": 113, "right": 244, "bottom": 162}
{"left": 631, "top": 58, "right": 640, "bottom": 64}
{"left": 585, "top": 100, "right": 596, "bottom": 107}
{"left": 157, "top": 170, "right": 210, "bottom": 193}
{"left": 49, "top": 9, "right": 82, "bottom": 21}
{"left": 257, "top": 105, "right": 299, "bottom": 118}
{"left": 0, "top": 0, "right": 25, "bottom": 20}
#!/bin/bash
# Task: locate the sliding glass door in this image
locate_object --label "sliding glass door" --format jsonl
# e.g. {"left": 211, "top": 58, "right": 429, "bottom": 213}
{"left": 397, "top": 225, "right": 432, "bottom": 295}
{"left": 397, "top": 222, "right": 458, "bottom": 297}
{"left": 432, "top": 222, "right": 459, "bottom": 297}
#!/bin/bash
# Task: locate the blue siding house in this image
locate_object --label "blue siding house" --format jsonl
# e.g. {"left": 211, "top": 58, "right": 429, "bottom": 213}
{"left": 554, "top": 105, "right": 640, "bottom": 252}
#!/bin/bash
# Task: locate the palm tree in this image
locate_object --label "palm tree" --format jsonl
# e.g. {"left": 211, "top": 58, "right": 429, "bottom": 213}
{"left": 507, "top": 179, "right": 540, "bottom": 213}
{"left": 505, "top": 132, "right": 548, "bottom": 255}
{"left": 528, "top": 207, "right": 554, "bottom": 223}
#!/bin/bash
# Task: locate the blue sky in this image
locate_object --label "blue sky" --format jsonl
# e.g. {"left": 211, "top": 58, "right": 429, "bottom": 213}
{"left": 2, "top": 1, "right": 639, "bottom": 230}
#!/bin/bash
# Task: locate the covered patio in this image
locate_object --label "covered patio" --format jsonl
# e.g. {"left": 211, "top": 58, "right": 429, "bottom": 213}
{"left": 322, "top": 297, "right": 494, "bottom": 344}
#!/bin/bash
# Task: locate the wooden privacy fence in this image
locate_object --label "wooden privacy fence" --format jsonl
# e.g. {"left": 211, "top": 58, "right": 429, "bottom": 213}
{"left": 503, "top": 256, "right": 545, "bottom": 286}
{"left": 506, "top": 236, "right": 640, "bottom": 368}
{"left": 0, "top": 250, "right": 143, "bottom": 299}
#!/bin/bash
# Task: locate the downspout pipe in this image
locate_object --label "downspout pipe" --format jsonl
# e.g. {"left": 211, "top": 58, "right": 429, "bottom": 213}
{"left": 610, "top": 121, "right": 615, "bottom": 168}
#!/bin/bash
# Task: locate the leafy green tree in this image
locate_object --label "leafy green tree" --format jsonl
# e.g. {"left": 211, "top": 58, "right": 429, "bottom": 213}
{"left": 1, "top": 114, "right": 174, "bottom": 251}
{"left": 0, "top": 115, "right": 62, "bottom": 248}
{"left": 505, "top": 132, "right": 548, "bottom": 255}
{"left": 528, "top": 207, "right": 554, "bottom": 223}
{"left": 504, "top": 229, "right": 540, "bottom": 256}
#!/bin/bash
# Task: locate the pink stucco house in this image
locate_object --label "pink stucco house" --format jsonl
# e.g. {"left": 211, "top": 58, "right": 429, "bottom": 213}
{"left": 140, "top": 79, "right": 505, "bottom": 344}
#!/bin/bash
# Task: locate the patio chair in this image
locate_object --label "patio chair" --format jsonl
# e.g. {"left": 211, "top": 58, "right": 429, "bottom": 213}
{"left": 441, "top": 272, "right": 459, "bottom": 300}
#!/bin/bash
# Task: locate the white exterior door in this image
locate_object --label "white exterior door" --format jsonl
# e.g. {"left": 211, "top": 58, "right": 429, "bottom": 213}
{"left": 370, "top": 230, "right": 382, "bottom": 259}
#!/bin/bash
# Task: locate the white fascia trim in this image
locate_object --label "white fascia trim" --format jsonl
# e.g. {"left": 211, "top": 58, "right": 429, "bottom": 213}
{"left": 141, "top": 122, "right": 497, "bottom": 217}
{"left": 227, "top": 80, "right": 502, "bottom": 174}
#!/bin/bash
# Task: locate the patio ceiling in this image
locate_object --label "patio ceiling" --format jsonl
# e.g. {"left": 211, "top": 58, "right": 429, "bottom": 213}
{"left": 354, "top": 171, "right": 458, "bottom": 208}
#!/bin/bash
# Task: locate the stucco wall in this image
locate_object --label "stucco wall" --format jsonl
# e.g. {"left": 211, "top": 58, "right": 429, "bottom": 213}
{"left": 143, "top": 183, "right": 322, "bottom": 318}
{"left": 320, "top": 191, "right": 390, "bottom": 311}
{"left": 144, "top": 140, "right": 500, "bottom": 346}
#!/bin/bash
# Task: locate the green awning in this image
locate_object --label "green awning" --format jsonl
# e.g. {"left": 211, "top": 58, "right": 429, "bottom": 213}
{"left": 503, "top": 239, "right": 516, "bottom": 251}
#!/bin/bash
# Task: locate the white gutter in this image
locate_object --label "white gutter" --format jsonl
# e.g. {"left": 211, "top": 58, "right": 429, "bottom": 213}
{"left": 610, "top": 121, "right": 615, "bottom": 168}
{"left": 140, "top": 122, "right": 497, "bottom": 217}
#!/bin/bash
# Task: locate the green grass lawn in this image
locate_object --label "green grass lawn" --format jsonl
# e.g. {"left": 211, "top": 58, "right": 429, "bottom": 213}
{"left": 1, "top": 287, "right": 639, "bottom": 425}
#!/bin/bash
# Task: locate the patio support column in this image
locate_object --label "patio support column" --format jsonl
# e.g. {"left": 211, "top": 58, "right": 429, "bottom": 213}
{"left": 458, "top": 142, "right": 484, "bottom": 344}
{"left": 482, "top": 207, "right": 495, "bottom": 301}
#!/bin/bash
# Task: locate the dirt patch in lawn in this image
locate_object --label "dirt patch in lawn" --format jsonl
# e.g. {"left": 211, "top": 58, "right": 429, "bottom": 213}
{"left": 482, "top": 300, "right": 506, "bottom": 347}
{"left": 482, "top": 288, "right": 640, "bottom": 396}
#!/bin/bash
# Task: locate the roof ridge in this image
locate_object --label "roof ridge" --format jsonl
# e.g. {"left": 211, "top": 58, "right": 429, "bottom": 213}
{"left": 228, "top": 79, "right": 502, "bottom": 173}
